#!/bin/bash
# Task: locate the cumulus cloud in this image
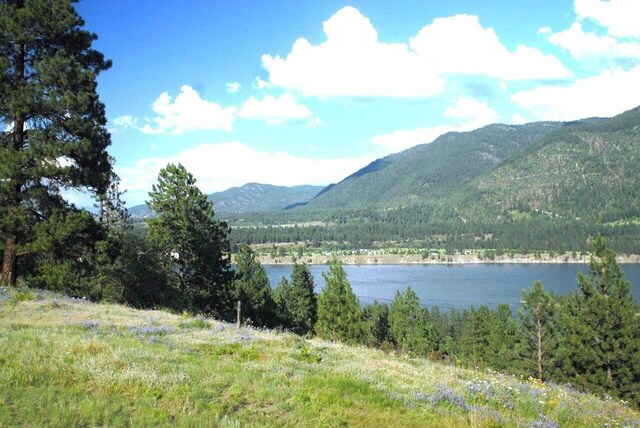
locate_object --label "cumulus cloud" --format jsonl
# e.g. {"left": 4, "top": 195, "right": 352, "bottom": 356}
{"left": 262, "top": 7, "right": 442, "bottom": 97}
{"left": 140, "top": 85, "right": 236, "bottom": 134}
{"left": 237, "top": 93, "right": 314, "bottom": 125}
{"left": 372, "top": 98, "right": 500, "bottom": 153}
{"left": 574, "top": 0, "right": 640, "bottom": 38}
{"left": 117, "top": 142, "right": 374, "bottom": 205}
{"left": 542, "top": 22, "right": 640, "bottom": 62}
{"left": 111, "top": 115, "right": 138, "bottom": 130}
{"left": 226, "top": 82, "right": 241, "bottom": 93}
{"left": 512, "top": 65, "right": 640, "bottom": 120}
{"left": 371, "top": 126, "right": 453, "bottom": 153}
{"left": 409, "top": 14, "right": 571, "bottom": 80}
{"left": 444, "top": 97, "right": 501, "bottom": 128}
{"left": 261, "top": 7, "right": 570, "bottom": 98}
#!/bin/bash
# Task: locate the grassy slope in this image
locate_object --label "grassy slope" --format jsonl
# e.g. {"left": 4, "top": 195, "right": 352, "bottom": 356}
{"left": 1, "top": 289, "right": 639, "bottom": 427}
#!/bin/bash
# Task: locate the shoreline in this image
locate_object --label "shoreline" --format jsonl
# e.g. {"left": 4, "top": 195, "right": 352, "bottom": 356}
{"left": 253, "top": 253, "right": 640, "bottom": 266}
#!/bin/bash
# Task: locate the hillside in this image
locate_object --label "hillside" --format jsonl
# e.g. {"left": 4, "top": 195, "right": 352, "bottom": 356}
{"left": 2, "top": 288, "right": 639, "bottom": 427}
{"left": 130, "top": 183, "right": 323, "bottom": 218}
{"left": 210, "top": 183, "right": 323, "bottom": 214}
{"left": 301, "top": 106, "right": 640, "bottom": 225}
{"left": 302, "top": 121, "right": 564, "bottom": 210}
{"left": 456, "top": 106, "right": 640, "bottom": 223}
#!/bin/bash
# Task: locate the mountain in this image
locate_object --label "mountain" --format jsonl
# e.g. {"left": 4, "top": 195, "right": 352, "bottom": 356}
{"left": 129, "top": 183, "right": 323, "bottom": 218}
{"left": 303, "top": 121, "right": 565, "bottom": 210}
{"left": 455, "top": 108, "right": 640, "bottom": 223}
{"left": 302, "top": 106, "right": 640, "bottom": 225}
{"left": 208, "top": 183, "right": 323, "bottom": 214}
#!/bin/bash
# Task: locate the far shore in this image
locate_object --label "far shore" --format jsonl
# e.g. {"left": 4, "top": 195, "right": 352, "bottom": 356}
{"left": 251, "top": 253, "right": 640, "bottom": 266}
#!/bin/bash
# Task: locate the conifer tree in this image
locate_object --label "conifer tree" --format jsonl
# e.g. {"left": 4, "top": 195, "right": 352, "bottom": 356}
{"left": 233, "top": 244, "right": 274, "bottom": 327}
{"left": 273, "top": 276, "right": 293, "bottom": 327}
{"left": 315, "top": 258, "right": 365, "bottom": 343}
{"left": 487, "top": 304, "right": 520, "bottom": 372}
{"left": 459, "top": 305, "right": 494, "bottom": 367}
{"left": 1, "top": 0, "right": 113, "bottom": 285}
{"left": 363, "top": 301, "right": 391, "bottom": 346}
{"left": 518, "top": 281, "right": 558, "bottom": 381}
{"left": 389, "top": 286, "right": 431, "bottom": 354}
{"left": 559, "top": 237, "right": 640, "bottom": 404}
{"left": 282, "top": 263, "right": 317, "bottom": 335}
{"left": 147, "top": 164, "right": 232, "bottom": 317}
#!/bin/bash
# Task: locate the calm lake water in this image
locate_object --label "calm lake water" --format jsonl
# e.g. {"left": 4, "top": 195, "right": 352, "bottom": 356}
{"left": 264, "top": 264, "right": 640, "bottom": 311}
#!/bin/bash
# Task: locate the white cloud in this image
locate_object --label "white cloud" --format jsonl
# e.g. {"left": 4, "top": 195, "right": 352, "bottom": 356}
{"left": 444, "top": 97, "right": 501, "bottom": 128}
{"left": 254, "top": 77, "right": 271, "bottom": 89}
{"left": 372, "top": 98, "right": 500, "bottom": 153}
{"left": 574, "top": 0, "right": 640, "bottom": 38}
{"left": 112, "top": 115, "right": 138, "bottom": 130}
{"left": 409, "top": 14, "right": 571, "bottom": 80}
{"left": 238, "top": 93, "right": 314, "bottom": 124}
{"left": 544, "top": 22, "right": 640, "bottom": 61}
{"left": 117, "top": 142, "right": 374, "bottom": 206}
{"left": 372, "top": 126, "right": 453, "bottom": 153}
{"left": 261, "top": 6, "right": 443, "bottom": 97}
{"left": 512, "top": 65, "right": 640, "bottom": 120}
{"left": 140, "top": 85, "right": 236, "bottom": 134}
{"left": 261, "top": 7, "right": 570, "bottom": 98}
{"left": 226, "top": 82, "right": 241, "bottom": 94}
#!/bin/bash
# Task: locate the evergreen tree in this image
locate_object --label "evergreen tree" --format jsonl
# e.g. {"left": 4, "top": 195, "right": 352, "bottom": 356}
{"left": 315, "top": 258, "right": 365, "bottom": 343}
{"left": 559, "top": 237, "right": 640, "bottom": 404}
{"left": 363, "top": 301, "right": 390, "bottom": 347}
{"left": 430, "top": 306, "right": 455, "bottom": 355}
{"left": 233, "top": 244, "right": 274, "bottom": 327}
{"left": 518, "top": 281, "right": 558, "bottom": 381}
{"left": 389, "top": 286, "right": 431, "bottom": 354}
{"left": 487, "top": 304, "right": 520, "bottom": 372}
{"left": 273, "top": 276, "right": 293, "bottom": 327}
{"left": 283, "top": 263, "right": 317, "bottom": 335}
{"left": 1, "top": 0, "right": 113, "bottom": 286}
{"left": 27, "top": 208, "right": 103, "bottom": 297}
{"left": 147, "top": 164, "right": 232, "bottom": 317}
{"left": 459, "top": 305, "right": 494, "bottom": 368}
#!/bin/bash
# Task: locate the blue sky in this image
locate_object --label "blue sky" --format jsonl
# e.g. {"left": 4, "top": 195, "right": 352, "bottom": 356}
{"left": 74, "top": 0, "right": 640, "bottom": 206}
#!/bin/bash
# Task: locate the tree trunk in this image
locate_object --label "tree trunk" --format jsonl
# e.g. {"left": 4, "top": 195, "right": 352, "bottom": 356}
{"left": 1, "top": 36, "right": 25, "bottom": 287}
{"left": 2, "top": 237, "right": 17, "bottom": 287}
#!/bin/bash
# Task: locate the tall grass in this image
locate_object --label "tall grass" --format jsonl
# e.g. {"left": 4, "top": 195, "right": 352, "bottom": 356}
{"left": 1, "top": 288, "right": 638, "bottom": 427}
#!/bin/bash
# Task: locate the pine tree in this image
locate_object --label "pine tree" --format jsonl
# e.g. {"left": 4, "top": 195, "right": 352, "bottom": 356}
{"left": 315, "top": 258, "right": 365, "bottom": 343}
{"left": 389, "top": 286, "right": 431, "bottom": 354}
{"left": 363, "top": 301, "right": 390, "bottom": 347}
{"left": 273, "top": 276, "right": 293, "bottom": 327}
{"left": 233, "top": 244, "right": 274, "bottom": 327}
{"left": 559, "top": 237, "right": 640, "bottom": 404}
{"left": 487, "top": 304, "right": 520, "bottom": 373}
{"left": 1, "top": 0, "right": 113, "bottom": 286}
{"left": 147, "top": 163, "right": 232, "bottom": 317}
{"left": 459, "top": 305, "right": 494, "bottom": 368}
{"left": 518, "top": 281, "right": 558, "bottom": 381}
{"left": 286, "top": 263, "right": 317, "bottom": 335}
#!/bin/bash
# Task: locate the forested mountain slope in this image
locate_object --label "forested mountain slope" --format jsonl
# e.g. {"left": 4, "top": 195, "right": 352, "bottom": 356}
{"left": 208, "top": 183, "right": 323, "bottom": 214}
{"left": 130, "top": 183, "right": 323, "bottom": 217}
{"left": 455, "top": 106, "right": 640, "bottom": 223}
{"left": 302, "top": 106, "right": 640, "bottom": 226}
{"left": 228, "top": 107, "right": 640, "bottom": 253}
{"left": 302, "top": 121, "right": 564, "bottom": 210}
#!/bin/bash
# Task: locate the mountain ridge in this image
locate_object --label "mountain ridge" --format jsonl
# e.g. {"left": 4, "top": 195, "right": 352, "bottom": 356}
{"left": 129, "top": 182, "right": 324, "bottom": 218}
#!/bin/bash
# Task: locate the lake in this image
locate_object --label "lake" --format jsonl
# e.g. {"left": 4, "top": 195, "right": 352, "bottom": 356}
{"left": 264, "top": 264, "right": 640, "bottom": 311}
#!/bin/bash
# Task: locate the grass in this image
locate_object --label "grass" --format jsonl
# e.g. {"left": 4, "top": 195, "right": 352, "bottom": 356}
{"left": 1, "top": 287, "right": 639, "bottom": 427}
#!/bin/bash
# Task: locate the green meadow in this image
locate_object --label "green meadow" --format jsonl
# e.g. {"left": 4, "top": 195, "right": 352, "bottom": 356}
{"left": 1, "top": 288, "right": 638, "bottom": 427}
